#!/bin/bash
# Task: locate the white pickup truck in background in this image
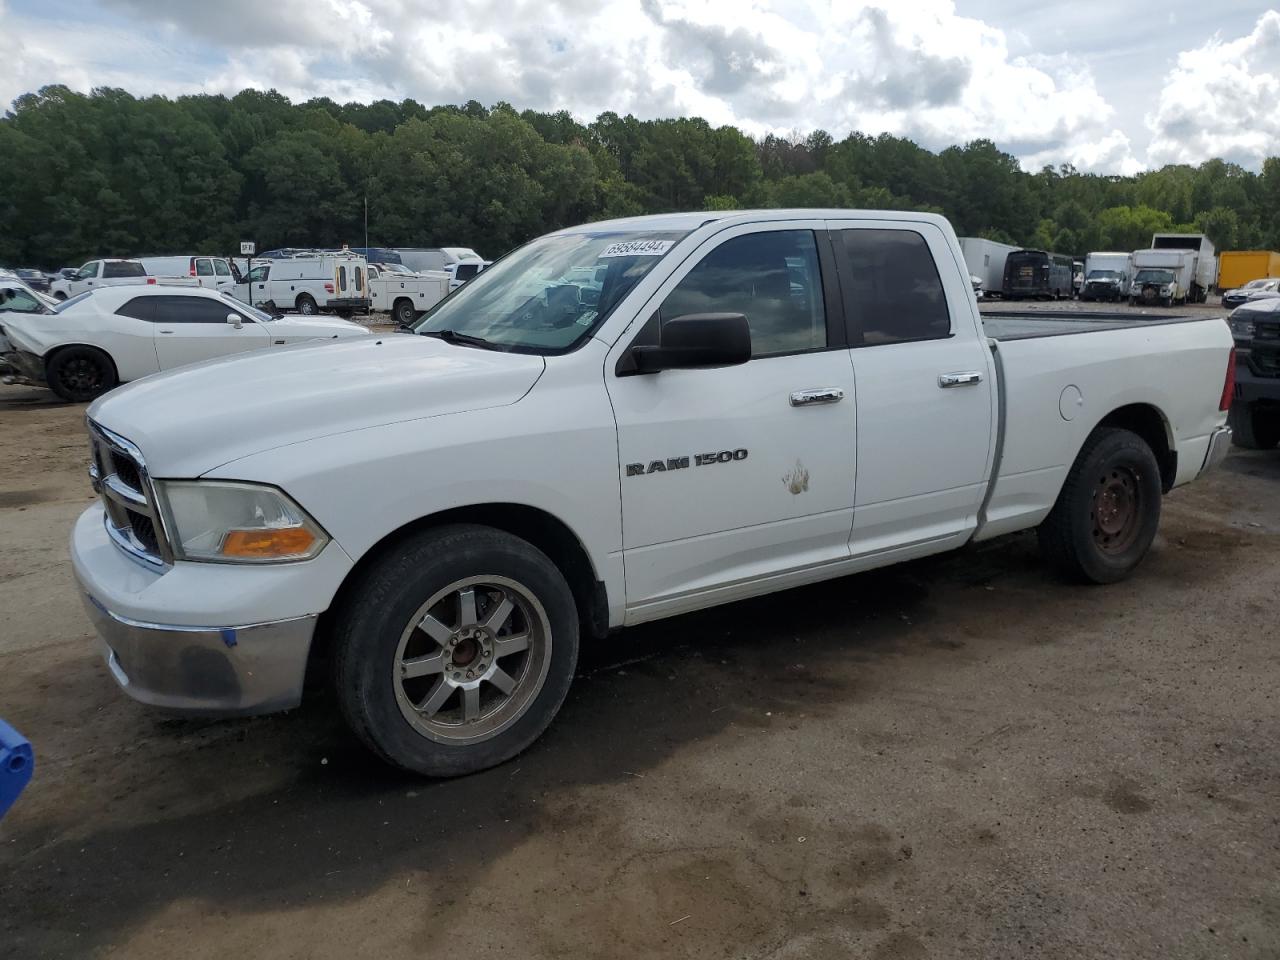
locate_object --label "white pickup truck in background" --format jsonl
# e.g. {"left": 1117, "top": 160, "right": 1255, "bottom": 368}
{"left": 71, "top": 209, "right": 1234, "bottom": 779}
{"left": 366, "top": 263, "right": 451, "bottom": 324}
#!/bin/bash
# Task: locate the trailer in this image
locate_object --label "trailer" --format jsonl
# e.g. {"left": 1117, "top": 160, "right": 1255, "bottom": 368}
{"left": 958, "top": 237, "right": 1019, "bottom": 298}
{"left": 1219, "top": 251, "right": 1280, "bottom": 291}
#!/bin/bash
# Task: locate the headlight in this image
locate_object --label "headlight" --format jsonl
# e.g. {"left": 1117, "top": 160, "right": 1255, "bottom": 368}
{"left": 1229, "top": 317, "right": 1255, "bottom": 339}
{"left": 155, "top": 480, "right": 328, "bottom": 563}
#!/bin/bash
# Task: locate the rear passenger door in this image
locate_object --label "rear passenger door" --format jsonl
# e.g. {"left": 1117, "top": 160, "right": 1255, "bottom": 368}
{"left": 827, "top": 221, "right": 996, "bottom": 555}
{"left": 151, "top": 294, "right": 270, "bottom": 370}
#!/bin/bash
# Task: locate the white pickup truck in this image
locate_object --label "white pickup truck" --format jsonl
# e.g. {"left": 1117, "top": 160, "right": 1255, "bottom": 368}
{"left": 367, "top": 263, "right": 450, "bottom": 324}
{"left": 48, "top": 259, "right": 204, "bottom": 300}
{"left": 70, "top": 210, "right": 1234, "bottom": 778}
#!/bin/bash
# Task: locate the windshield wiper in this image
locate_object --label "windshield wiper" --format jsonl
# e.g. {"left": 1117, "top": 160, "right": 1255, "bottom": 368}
{"left": 421, "top": 329, "right": 500, "bottom": 350}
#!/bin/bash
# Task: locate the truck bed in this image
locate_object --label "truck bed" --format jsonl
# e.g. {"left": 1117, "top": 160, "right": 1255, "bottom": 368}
{"left": 980, "top": 309, "right": 1217, "bottom": 341}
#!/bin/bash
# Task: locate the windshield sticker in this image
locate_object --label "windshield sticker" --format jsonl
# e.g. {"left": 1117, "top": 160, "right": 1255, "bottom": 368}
{"left": 599, "top": 239, "right": 674, "bottom": 259}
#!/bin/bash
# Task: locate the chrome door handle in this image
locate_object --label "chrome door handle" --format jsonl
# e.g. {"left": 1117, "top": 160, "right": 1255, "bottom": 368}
{"left": 790, "top": 387, "right": 844, "bottom": 406}
{"left": 938, "top": 371, "right": 983, "bottom": 388}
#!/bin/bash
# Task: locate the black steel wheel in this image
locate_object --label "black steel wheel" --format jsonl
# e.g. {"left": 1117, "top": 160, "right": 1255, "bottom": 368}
{"left": 45, "top": 346, "right": 117, "bottom": 402}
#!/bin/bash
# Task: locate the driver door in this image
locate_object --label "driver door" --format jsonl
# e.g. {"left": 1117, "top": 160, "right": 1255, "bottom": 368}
{"left": 606, "top": 223, "right": 857, "bottom": 620}
{"left": 151, "top": 294, "right": 269, "bottom": 369}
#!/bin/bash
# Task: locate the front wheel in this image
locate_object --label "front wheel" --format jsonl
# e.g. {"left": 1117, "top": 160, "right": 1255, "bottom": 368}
{"left": 1038, "top": 427, "right": 1163, "bottom": 584}
{"left": 296, "top": 294, "right": 318, "bottom": 315}
{"left": 45, "top": 346, "right": 117, "bottom": 402}
{"left": 1229, "top": 403, "right": 1280, "bottom": 450}
{"left": 332, "top": 524, "right": 580, "bottom": 777}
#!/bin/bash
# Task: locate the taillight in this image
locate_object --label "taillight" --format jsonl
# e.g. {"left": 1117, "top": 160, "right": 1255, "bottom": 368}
{"left": 324, "top": 282, "right": 335, "bottom": 294}
{"left": 1220, "top": 349, "right": 1236, "bottom": 411}
{"left": 146, "top": 277, "right": 157, "bottom": 284}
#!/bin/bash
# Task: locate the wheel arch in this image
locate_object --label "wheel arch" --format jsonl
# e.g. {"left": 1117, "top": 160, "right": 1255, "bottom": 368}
{"left": 1090, "top": 402, "right": 1177, "bottom": 492}
{"left": 310, "top": 503, "right": 609, "bottom": 688}
{"left": 43, "top": 341, "right": 121, "bottom": 383}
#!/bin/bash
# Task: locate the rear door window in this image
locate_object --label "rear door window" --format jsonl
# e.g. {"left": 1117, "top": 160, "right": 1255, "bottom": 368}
{"left": 196, "top": 259, "right": 214, "bottom": 277}
{"left": 103, "top": 261, "right": 146, "bottom": 279}
{"left": 213, "top": 259, "right": 232, "bottom": 277}
{"left": 338, "top": 265, "right": 348, "bottom": 293}
{"left": 835, "top": 229, "right": 950, "bottom": 346}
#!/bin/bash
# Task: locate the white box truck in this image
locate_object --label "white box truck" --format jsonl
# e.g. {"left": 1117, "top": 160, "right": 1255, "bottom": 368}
{"left": 958, "top": 237, "right": 1019, "bottom": 298}
{"left": 1081, "top": 252, "right": 1133, "bottom": 302}
{"left": 1150, "top": 233, "right": 1217, "bottom": 302}
{"left": 1130, "top": 249, "right": 1197, "bottom": 306}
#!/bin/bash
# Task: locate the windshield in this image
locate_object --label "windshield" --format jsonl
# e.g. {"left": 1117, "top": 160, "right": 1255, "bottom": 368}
{"left": 1243, "top": 279, "right": 1268, "bottom": 289}
{"left": 1087, "top": 270, "right": 1121, "bottom": 280}
{"left": 220, "top": 293, "right": 275, "bottom": 322}
{"left": 1134, "top": 270, "right": 1174, "bottom": 284}
{"left": 412, "top": 230, "right": 689, "bottom": 353}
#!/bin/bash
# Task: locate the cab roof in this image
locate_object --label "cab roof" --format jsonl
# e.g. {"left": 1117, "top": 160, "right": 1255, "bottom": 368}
{"left": 558, "top": 208, "right": 952, "bottom": 235}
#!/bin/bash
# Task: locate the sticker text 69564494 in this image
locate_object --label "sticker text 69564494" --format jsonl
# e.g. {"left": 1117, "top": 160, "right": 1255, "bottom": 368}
{"left": 599, "top": 239, "right": 675, "bottom": 259}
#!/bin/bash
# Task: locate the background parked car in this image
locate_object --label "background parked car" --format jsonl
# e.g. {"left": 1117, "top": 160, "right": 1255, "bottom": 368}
{"left": 15, "top": 269, "right": 51, "bottom": 293}
{"left": 1227, "top": 297, "right": 1280, "bottom": 450}
{"left": 0, "top": 285, "right": 371, "bottom": 401}
{"left": 1222, "top": 277, "right": 1280, "bottom": 310}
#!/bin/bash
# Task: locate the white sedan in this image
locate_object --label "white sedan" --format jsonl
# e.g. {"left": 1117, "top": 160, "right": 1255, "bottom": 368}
{"left": 0, "top": 284, "right": 371, "bottom": 402}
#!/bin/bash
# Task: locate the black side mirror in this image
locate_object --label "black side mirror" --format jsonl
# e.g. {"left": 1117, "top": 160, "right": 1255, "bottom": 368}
{"left": 624, "top": 313, "right": 751, "bottom": 375}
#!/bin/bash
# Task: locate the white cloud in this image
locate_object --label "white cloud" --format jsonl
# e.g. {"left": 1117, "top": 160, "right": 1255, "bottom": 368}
{"left": 1146, "top": 9, "right": 1280, "bottom": 170}
{"left": 18, "top": 0, "right": 1273, "bottom": 176}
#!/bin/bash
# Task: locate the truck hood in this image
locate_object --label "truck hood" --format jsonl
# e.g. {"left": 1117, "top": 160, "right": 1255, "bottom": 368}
{"left": 87, "top": 334, "right": 546, "bottom": 477}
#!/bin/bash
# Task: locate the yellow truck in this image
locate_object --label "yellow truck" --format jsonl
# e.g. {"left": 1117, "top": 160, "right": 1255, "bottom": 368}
{"left": 1219, "top": 251, "right": 1280, "bottom": 291}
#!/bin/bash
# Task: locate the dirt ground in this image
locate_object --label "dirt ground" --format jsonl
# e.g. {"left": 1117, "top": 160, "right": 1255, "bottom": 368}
{"left": 1, "top": 309, "right": 1277, "bottom": 958}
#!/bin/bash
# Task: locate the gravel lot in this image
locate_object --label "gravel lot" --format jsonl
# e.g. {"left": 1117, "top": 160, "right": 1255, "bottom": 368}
{"left": 1, "top": 302, "right": 1276, "bottom": 958}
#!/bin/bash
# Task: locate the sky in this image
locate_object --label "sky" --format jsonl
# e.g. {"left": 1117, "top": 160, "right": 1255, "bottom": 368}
{"left": 2, "top": 0, "right": 1277, "bottom": 175}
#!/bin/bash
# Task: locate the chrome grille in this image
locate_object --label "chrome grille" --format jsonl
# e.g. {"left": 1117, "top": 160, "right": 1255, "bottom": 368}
{"left": 87, "top": 419, "right": 172, "bottom": 569}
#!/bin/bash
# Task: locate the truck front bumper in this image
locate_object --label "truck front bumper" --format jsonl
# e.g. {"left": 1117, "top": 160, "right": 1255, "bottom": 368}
{"left": 71, "top": 503, "right": 352, "bottom": 716}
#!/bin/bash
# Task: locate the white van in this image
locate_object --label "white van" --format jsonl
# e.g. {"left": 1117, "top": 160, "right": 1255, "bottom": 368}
{"left": 231, "top": 253, "right": 372, "bottom": 315}
{"left": 138, "top": 255, "right": 238, "bottom": 291}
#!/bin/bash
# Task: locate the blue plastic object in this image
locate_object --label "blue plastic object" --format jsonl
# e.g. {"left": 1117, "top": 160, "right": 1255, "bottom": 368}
{"left": 0, "top": 718, "right": 34, "bottom": 819}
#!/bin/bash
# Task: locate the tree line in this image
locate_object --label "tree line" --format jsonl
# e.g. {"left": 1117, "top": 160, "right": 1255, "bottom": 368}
{"left": 2, "top": 85, "right": 1278, "bottom": 269}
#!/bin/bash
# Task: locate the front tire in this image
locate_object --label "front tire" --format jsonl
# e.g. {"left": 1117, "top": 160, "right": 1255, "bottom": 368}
{"left": 45, "top": 346, "right": 117, "bottom": 402}
{"left": 332, "top": 524, "right": 580, "bottom": 777}
{"left": 1229, "top": 403, "right": 1280, "bottom": 450}
{"left": 296, "top": 294, "right": 318, "bottom": 315}
{"left": 1038, "top": 427, "right": 1162, "bottom": 584}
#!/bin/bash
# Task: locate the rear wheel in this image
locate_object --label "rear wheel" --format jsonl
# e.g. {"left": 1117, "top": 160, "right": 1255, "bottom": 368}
{"left": 1229, "top": 403, "right": 1280, "bottom": 450}
{"left": 53, "top": 291, "right": 67, "bottom": 302}
{"left": 1038, "top": 427, "right": 1162, "bottom": 584}
{"left": 394, "top": 298, "right": 416, "bottom": 326}
{"left": 332, "top": 524, "right": 580, "bottom": 777}
{"left": 296, "top": 294, "right": 318, "bottom": 315}
{"left": 45, "top": 346, "right": 117, "bottom": 402}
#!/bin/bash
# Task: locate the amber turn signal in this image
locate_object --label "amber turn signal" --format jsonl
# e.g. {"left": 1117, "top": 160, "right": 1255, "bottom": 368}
{"left": 221, "top": 526, "right": 317, "bottom": 559}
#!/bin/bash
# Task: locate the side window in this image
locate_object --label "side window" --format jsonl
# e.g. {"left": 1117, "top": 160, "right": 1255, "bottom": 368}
{"left": 196, "top": 259, "right": 214, "bottom": 277}
{"left": 76, "top": 263, "right": 98, "bottom": 280}
{"left": 115, "top": 297, "right": 155, "bottom": 322}
{"left": 836, "top": 230, "right": 950, "bottom": 346}
{"left": 660, "top": 230, "right": 826, "bottom": 358}
{"left": 103, "top": 261, "right": 145, "bottom": 278}
{"left": 455, "top": 263, "right": 480, "bottom": 281}
{"left": 152, "top": 295, "right": 234, "bottom": 324}
{"left": 213, "top": 259, "right": 232, "bottom": 277}
{"left": 248, "top": 265, "right": 270, "bottom": 283}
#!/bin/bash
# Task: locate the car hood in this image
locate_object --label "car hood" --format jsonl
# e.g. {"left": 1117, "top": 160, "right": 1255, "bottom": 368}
{"left": 263, "top": 315, "right": 372, "bottom": 337}
{"left": 87, "top": 334, "right": 546, "bottom": 477}
{"left": 0, "top": 314, "right": 54, "bottom": 354}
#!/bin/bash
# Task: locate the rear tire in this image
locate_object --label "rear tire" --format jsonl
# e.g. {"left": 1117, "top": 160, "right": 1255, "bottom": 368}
{"left": 1038, "top": 427, "right": 1162, "bottom": 584}
{"left": 1229, "top": 403, "right": 1280, "bottom": 450}
{"left": 296, "top": 294, "right": 318, "bottom": 315}
{"left": 53, "top": 291, "right": 67, "bottom": 302}
{"left": 45, "top": 346, "right": 117, "bottom": 402}
{"left": 332, "top": 524, "right": 580, "bottom": 777}
{"left": 393, "top": 298, "right": 416, "bottom": 326}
